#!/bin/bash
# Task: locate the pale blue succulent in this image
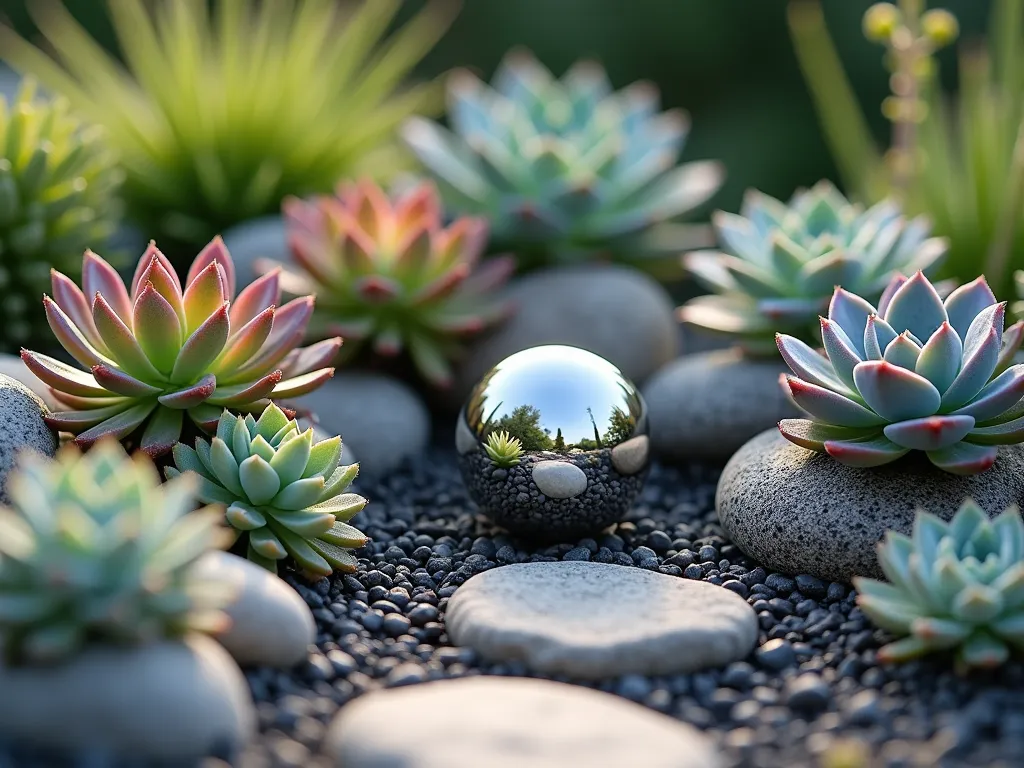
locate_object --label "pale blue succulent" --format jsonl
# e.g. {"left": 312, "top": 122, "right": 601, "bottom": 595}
{"left": 681, "top": 180, "right": 947, "bottom": 353}
{"left": 777, "top": 271, "right": 1024, "bottom": 475}
{"left": 401, "top": 49, "right": 723, "bottom": 272}
{"left": 855, "top": 500, "right": 1024, "bottom": 670}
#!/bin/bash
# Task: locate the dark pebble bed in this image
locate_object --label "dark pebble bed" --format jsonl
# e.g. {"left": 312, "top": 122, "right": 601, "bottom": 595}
{"left": 5, "top": 450, "right": 1024, "bottom": 768}
{"left": 457, "top": 447, "right": 647, "bottom": 538}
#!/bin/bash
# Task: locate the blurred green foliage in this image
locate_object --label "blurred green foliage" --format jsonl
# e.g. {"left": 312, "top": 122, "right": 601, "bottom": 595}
{"left": 0, "top": 0, "right": 992, "bottom": 222}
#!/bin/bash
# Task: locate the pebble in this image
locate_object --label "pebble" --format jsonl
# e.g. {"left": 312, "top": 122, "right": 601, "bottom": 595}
{"left": 643, "top": 349, "right": 796, "bottom": 463}
{"left": 445, "top": 561, "right": 758, "bottom": 678}
{"left": 0, "top": 635, "right": 254, "bottom": 760}
{"left": 193, "top": 551, "right": 315, "bottom": 668}
{"left": 531, "top": 460, "right": 588, "bottom": 499}
{"left": 0, "top": 374, "right": 57, "bottom": 502}
{"left": 286, "top": 372, "right": 430, "bottom": 476}
{"left": 448, "top": 264, "right": 679, "bottom": 403}
{"left": 324, "top": 677, "right": 723, "bottom": 767}
{"left": 717, "top": 429, "right": 1024, "bottom": 582}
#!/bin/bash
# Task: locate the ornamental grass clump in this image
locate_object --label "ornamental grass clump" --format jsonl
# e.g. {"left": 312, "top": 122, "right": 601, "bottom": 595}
{"left": 22, "top": 238, "right": 340, "bottom": 456}
{"left": 855, "top": 500, "right": 1024, "bottom": 670}
{"left": 168, "top": 404, "right": 368, "bottom": 578}
{"left": 0, "top": 0, "right": 455, "bottom": 253}
{"left": 0, "top": 80, "right": 122, "bottom": 350}
{"left": 275, "top": 179, "right": 514, "bottom": 387}
{"left": 777, "top": 271, "right": 1024, "bottom": 475}
{"left": 680, "top": 180, "right": 947, "bottom": 353}
{"left": 0, "top": 439, "right": 234, "bottom": 666}
{"left": 402, "top": 49, "right": 723, "bottom": 274}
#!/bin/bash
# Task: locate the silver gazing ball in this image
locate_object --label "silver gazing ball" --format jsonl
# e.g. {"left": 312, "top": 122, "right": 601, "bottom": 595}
{"left": 456, "top": 345, "right": 650, "bottom": 538}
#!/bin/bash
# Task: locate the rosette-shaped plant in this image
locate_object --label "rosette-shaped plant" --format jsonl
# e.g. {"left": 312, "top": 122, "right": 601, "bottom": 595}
{"left": 168, "top": 404, "right": 368, "bottom": 578}
{"left": 777, "top": 271, "right": 1024, "bottom": 475}
{"left": 855, "top": 500, "right": 1024, "bottom": 670}
{"left": 22, "top": 238, "right": 340, "bottom": 456}
{"left": 681, "top": 181, "right": 947, "bottom": 352}
{"left": 0, "top": 440, "right": 233, "bottom": 666}
{"left": 275, "top": 179, "right": 514, "bottom": 386}
{"left": 402, "top": 49, "right": 723, "bottom": 272}
{"left": 0, "top": 80, "right": 122, "bottom": 350}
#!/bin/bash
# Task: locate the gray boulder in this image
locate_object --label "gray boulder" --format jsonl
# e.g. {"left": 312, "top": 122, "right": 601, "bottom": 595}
{"left": 644, "top": 349, "right": 796, "bottom": 463}
{"left": 0, "top": 374, "right": 58, "bottom": 503}
{"left": 717, "top": 429, "right": 1024, "bottom": 583}
{"left": 449, "top": 265, "right": 679, "bottom": 403}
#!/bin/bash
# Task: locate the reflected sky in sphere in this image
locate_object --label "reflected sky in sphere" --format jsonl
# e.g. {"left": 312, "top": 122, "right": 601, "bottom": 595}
{"left": 464, "top": 345, "right": 645, "bottom": 452}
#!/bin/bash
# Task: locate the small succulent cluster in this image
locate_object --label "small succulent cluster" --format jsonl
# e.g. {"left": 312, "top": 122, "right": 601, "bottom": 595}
{"left": 855, "top": 500, "right": 1024, "bottom": 670}
{"left": 484, "top": 430, "right": 523, "bottom": 468}
{"left": 402, "top": 49, "right": 723, "bottom": 272}
{"left": 681, "top": 180, "right": 947, "bottom": 353}
{"left": 273, "top": 179, "right": 514, "bottom": 387}
{"left": 777, "top": 271, "right": 1024, "bottom": 475}
{"left": 0, "top": 80, "right": 122, "bottom": 350}
{"left": 168, "top": 404, "right": 368, "bottom": 578}
{"left": 0, "top": 440, "right": 233, "bottom": 666}
{"left": 22, "top": 238, "right": 340, "bottom": 456}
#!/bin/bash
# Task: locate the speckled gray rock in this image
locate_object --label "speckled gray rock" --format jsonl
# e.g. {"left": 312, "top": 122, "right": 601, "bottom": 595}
{"left": 193, "top": 551, "right": 315, "bottom": 668}
{"left": 0, "top": 374, "right": 58, "bottom": 503}
{"left": 531, "top": 460, "right": 587, "bottom": 499}
{"left": 0, "top": 354, "right": 59, "bottom": 411}
{"left": 446, "top": 561, "right": 758, "bottom": 678}
{"left": 0, "top": 634, "right": 254, "bottom": 760}
{"left": 717, "top": 429, "right": 1024, "bottom": 583}
{"left": 644, "top": 349, "right": 796, "bottom": 463}
{"left": 449, "top": 265, "right": 679, "bottom": 404}
{"left": 611, "top": 435, "right": 649, "bottom": 475}
{"left": 220, "top": 215, "right": 287, "bottom": 287}
{"left": 286, "top": 372, "right": 429, "bottom": 476}
{"left": 324, "top": 676, "right": 722, "bottom": 768}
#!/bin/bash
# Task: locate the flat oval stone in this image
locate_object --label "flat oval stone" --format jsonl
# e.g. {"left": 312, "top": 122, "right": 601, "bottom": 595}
{"left": 611, "top": 435, "right": 649, "bottom": 475}
{"left": 531, "top": 460, "right": 588, "bottom": 499}
{"left": 446, "top": 561, "right": 757, "bottom": 678}
{"left": 324, "top": 677, "right": 723, "bottom": 768}
{"left": 717, "top": 429, "right": 1024, "bottom": 583}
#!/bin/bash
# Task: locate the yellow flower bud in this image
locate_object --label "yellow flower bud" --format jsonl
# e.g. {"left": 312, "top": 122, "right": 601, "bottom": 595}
{"left": 921, "top": 8, "right": 959, "bottom": 47}
{"left": 863, "top": 3, "right": 902, "bottom": 43}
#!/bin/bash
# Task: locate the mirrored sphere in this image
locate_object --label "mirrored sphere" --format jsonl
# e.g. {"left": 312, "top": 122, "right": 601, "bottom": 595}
{"left": 457, "top": 345, "right": 650, "bottom": 538}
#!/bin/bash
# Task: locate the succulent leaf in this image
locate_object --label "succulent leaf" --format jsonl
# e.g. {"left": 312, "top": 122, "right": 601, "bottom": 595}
{"left": 856, "top": 501, "right": 1024, "bottom": 669}
{"left": 170, "top": 403, "right": 368, "bottom": 578}
{"left": 24, "top": 239, "right": 339, "bottom": 456}
{"left": 778, "top": 272, "right": 1024, "bottom": 474}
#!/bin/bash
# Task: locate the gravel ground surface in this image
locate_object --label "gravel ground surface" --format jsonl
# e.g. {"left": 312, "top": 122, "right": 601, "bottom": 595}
{"left": 4, "top": 451, "right": 1024, "bottom": 768}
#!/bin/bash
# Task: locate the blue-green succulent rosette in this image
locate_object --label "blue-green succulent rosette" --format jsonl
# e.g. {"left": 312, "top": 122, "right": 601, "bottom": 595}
{"left": 777, "top": 271, "right": 1024, "bottom": 475}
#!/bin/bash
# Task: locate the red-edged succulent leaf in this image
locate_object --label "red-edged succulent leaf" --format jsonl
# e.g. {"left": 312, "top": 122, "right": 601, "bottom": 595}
{"left": 134, "top": 282, "right": 183, "bottom": 374}
{"left": 882, "top": 415, "right": 976, "bottom": 451}
{"left": 411, "top": 262, "right": 471, "bottom": 305}
{"left": 71, "top": 401, "right": 158, "bottom": 446}
{"left": 214, "top": 306, "right": 275, "bottom": 374}
{"left": 158, "top": 373, "right": 217, "bottom": 408}
{"left": 777, "top": 418, "right": 879, "bottom": 451}
{"left": 823, "top": 435, "right": 910, "bottom": 467}
{"left": 271, "top": 368, "right": 335, "bottom": 399}
{"left": 51, "top": 270, "right": 106, "bottom": 353}
{"left": 136, "top": 255, "right": 185, "bottom": 326}
{"left": 92, "top": 364, "right": 164, "bottom": 397}
{"left": 139, "top": 406, "right": 185, "bottom": 457}
{"left": 852, "top": 361, "right": 941, "bottom": 422}
{"left": 279, "top": 338, "right": 342, "bottom": 377}
{"left": 131, "top": 242, "right": 181, "bottom": 296}
{"left": 48, "top": 390, "right": 128, "bottom": 410}
{"left": 182, "top": 261, "right": 228, "bottom": 334}
{"left": 46, "top": 401, "right": 139, "bottom": 431}
{"left": 21, "top": 351, "right": 108, "bottom": 397}
{"left": 83, "top": 249, "right": 132, "bottom": 324}
{"left": 43, "top": 296, "right": 109, "bottom": 368}
{"left": 208, "top": 370, "right": 284, "bottom": 406}
{"left": 230, "top": 269, "right": 281, "bottom": 328}
{"left": 187, "top": 236, "right": 235, "bottom": 299}
{"left": 781, "top": 375, "right": 885, "bottom": 428}
{"left": 170, "top": 303, "right": 230, "bottom": 384}
{"left": 927, "top": 442, "right": 999, "bottom": 475}
{"left": 93, "top": 293, "right": 164, "bottom": 382}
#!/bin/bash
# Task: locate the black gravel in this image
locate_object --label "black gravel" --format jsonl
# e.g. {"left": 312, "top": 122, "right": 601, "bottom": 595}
{"left": 457, "top": 447, "right": 646, "bottom": 538}
{"left": 6, "top": 452, "right": 1024, "bottom": 768}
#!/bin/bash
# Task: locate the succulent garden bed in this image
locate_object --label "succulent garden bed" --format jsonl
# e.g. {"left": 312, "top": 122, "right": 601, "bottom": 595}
{"left": 0, "top": 452, "right": 1020, "bottom": 768}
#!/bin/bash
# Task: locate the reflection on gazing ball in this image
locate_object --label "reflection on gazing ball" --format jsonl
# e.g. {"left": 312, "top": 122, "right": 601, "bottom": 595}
{"left": 456, "top": 345, "right": 650, "bottom": 538}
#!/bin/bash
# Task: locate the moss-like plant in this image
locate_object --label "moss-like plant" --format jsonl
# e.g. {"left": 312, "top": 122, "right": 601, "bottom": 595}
{"left": 0, "top": 440, "right": 233, "bottom": 666}
{"left": 484, "top": 430, "right": 523, "bottom": 468}
{"left": 0, "top": 80, "right": 122, "bottom": 350}
{"left": 0, "top": 0, "right": 455, "bottom": 255}
{"left": 855, "top": 500, "right": 1024, "bottom": 670}
{"left": 168, "top": 403, "right": 368, "bottom": 578}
